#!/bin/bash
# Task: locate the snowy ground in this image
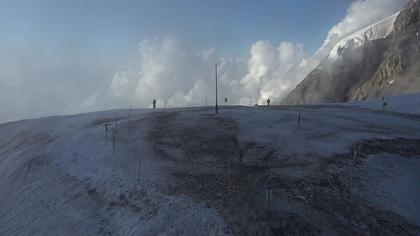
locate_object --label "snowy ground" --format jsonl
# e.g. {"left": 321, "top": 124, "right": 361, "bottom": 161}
{"left": 1, "top": 94, "right": 420, "bottom": 235}
{"left": 346, "top": 93, "right": 420, "bottom": 114}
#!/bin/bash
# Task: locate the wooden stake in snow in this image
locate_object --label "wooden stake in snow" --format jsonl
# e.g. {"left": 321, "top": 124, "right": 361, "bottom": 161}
{"left": 265, "top": 179, "right": 273, "bottom": 211}
{"left": 104, "top": 124, "right": 110, "bottom": 145}
{"left": 112, "top": 130, "right": 116, "bottom": 153}
{"left": 137, "top": 153, "right": 142, "bottom": 189}
{"left": 297, "top": 112, "right": 301, "bottom": 131}
{"left": 114, "top": 115, "right": 118, "bottom": 137}
{"left": 227, "top": 159, "right": 231, "bottom": 193}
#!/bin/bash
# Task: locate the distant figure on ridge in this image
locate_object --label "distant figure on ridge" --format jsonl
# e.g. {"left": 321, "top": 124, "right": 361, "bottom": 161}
{"left": 153, "top": 99, "right": 156, "bottom": 110}
{"left": 267, "top": 98, "right": 271, "bottom": 107}
{"left": 382, "top": 96, "right": 388, "bottom": 111}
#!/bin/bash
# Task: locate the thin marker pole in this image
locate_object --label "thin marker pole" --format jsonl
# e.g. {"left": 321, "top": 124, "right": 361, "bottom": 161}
{"left": 104, "top": 124, "right": 110, "bottom": 145}
{"left": 297, "top": 112, "right": 301, "bottom": 131}
{"left": 112, "top": 130, "right": 115, "bottom": 153}
{"left": 138, "top": 153, "right": 142, "bottom": 188}
{"left": 227, "top": 159, "right": 231, "bottom": 193}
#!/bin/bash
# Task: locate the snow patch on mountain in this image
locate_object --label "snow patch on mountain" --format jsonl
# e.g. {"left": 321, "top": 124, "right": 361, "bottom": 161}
{"left": 329, "top": 12, "right": 400, "bottom": 60}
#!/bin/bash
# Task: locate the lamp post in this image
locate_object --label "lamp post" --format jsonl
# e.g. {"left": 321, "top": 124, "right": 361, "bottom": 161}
{"left": 215, "top": 63, "right": 219, "bottom": 114}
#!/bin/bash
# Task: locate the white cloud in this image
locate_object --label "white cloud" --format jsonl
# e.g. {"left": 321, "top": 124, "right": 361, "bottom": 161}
{"left": 107, "top": 36, "right": 230, "bottom": 108}
{"left": 239, "top": 41, "right": 307, "bottom": 103}
{"left": 103, "top": 38, "right": 307, "bottom": 108}
{"left": 110, "top": 70, "right": 137, "bottom": 98}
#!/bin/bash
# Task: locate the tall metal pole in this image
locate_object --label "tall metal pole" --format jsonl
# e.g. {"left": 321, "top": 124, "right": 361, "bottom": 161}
{"left": 215, "top": 63, "right": 219, "bottom": 114}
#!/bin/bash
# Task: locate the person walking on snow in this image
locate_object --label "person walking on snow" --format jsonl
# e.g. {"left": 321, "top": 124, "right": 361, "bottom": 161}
{"left": 382, "top": 96, "right": 388, "bottom": 111}
{"left": 153, "top": 99, "right": 156, "bottom": 110}
{"left": 267, "top": 98, "right": 271, "bottom": 107}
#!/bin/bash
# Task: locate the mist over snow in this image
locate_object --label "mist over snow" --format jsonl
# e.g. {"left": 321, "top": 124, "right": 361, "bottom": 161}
{"left": 0, "top": 0, "right": 409, "bottom": 122}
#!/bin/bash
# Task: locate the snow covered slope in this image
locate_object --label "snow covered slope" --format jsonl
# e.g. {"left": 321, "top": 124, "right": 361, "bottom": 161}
{"left": 328, "top": 12, "right": 400, "bottom": 60}
{"left": 1, "top": 98, "right": 420, "bottom": 235}
{"left": 346, "top": 93, "right": 420, "bottom": 113}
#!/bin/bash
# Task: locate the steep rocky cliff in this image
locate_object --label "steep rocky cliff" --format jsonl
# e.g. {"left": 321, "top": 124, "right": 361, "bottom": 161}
{"left": 353, "top": 0, "right": 420, "bottom": 100}
{"left": 282, "top": 0, "right": 420, "bottom": 105}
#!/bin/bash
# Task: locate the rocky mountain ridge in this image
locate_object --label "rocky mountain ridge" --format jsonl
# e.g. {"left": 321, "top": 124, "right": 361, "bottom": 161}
{"left": 282, "top": 0, "right": 420, "bottom": 105}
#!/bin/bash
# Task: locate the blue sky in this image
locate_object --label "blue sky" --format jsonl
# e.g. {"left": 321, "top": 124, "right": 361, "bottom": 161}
{"left": 1, "top": 0, "right": 352, "bottom": 59}
{"left": 0, "top": 0, "right": 407, "bottom": 122}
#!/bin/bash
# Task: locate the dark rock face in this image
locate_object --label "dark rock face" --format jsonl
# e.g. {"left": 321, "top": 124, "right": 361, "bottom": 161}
{"left": 282, "top": 40, "right": 390, "bottom": 105}
{"left": 394, "top": 0, "right": 420, "bottom": 34}
{"left": 353, "top": 0, "right": 420, "bottom": 100}
{"left": 352, "top": 29, "right": 420, "bottom": 100}
{"left": 282, "top": 0, "right": 420, "bottom": 105}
